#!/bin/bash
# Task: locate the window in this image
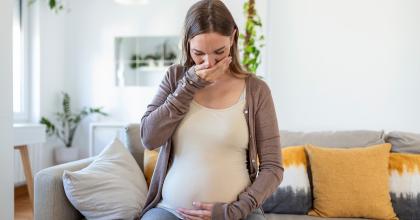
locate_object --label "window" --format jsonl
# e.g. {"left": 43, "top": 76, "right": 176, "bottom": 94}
{"left": 13, "top": 0, "right": 29, "bottom": 122}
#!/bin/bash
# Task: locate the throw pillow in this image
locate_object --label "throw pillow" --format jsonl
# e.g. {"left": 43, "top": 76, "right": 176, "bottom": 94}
{"left": 389, "top": 152, "right": 420, "bottom": 220}
{"left": 144, "top": 148, "right": 159, "bottom": 187}
{"left": 62, "top": 138, "right": 148, "bottom": 220}
{"left": 262, "top": 146, "right": 312, "bottom": 214}
{"left": 305, "top": 143, "right": 398, "bottom": 219}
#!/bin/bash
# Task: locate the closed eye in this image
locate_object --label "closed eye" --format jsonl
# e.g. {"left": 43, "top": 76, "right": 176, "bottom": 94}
{"left": 193, "top": 51, "right": 224, "bottom": 56}
{"left": 192, "top": 46, "right": 225, "bottom": 56}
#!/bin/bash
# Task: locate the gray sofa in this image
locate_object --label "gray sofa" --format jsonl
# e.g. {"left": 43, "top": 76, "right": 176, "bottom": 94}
{"left": 34, "top": 124, "right": 382, "bottom": 220}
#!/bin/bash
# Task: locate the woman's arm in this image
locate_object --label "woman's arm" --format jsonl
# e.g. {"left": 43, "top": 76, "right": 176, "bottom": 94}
{"left": 140, "top": 65, "right": 212, "bottom": 150}
{"left": 211, "top": 82, "right": 284, "bottom": 220}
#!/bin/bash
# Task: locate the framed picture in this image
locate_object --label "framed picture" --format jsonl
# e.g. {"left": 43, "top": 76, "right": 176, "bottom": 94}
{"left": 115, "top": 36, "right": 181, "bottom": 86}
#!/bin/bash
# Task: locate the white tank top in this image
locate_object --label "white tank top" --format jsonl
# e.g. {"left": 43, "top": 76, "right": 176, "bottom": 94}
{"left": 156, "top": 86, "right": 250, "bottom": 219}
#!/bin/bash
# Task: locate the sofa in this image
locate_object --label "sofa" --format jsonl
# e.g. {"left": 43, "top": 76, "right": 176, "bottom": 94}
{"left": 34, "top": 124, "right": 420, "bottom": 220}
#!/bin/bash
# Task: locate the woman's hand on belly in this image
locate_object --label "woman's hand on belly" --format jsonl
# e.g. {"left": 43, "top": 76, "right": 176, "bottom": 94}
{"left": 177, "top": 201, "right": 214, "bottom": 220}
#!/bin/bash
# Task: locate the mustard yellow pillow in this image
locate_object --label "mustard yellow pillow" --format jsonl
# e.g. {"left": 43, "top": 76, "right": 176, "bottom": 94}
{"left": 143, "top": 149, "right": 159, "bottom": 187}
{"left": 305, "top": 143, "right": 398, "bottom": 220}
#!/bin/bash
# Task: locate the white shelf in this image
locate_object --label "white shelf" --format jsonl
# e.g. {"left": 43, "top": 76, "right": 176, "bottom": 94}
{"left": 136, "top": 66, "right": 168, "bottom": 72}
{"left": 13, "top": 123, "right": 46, "bottom": 146}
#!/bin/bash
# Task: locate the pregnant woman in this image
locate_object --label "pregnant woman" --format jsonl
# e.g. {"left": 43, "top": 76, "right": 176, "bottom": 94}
{"left": 139, "top": 0, "right": 284, "bottom": 219}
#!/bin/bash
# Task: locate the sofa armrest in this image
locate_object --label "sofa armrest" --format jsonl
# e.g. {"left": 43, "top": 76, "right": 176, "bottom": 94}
{"left": 34, "top": 157, "right": 94, "bottom": 220}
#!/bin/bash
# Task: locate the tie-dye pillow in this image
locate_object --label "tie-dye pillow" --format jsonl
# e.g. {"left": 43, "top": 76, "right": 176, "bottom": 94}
{"left": 262, "top": 146, "right": 312, "bottom": 214}
{"left": 389, "top": 153, "right": 420, "bottom": 220}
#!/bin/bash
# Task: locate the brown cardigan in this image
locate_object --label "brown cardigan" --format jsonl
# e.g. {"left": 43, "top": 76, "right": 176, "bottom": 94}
{"left": 139, "top": 64, "right": 284, "bottom": 220}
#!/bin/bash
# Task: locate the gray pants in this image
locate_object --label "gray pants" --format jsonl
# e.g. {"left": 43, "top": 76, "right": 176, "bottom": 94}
{"left": 141, "top": 207, "right": 266, "bottom": 220}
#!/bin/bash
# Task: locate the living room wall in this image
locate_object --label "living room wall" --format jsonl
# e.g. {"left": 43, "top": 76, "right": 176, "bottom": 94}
{"left": 267, "top": 0, "right": 420, "bottom": 132}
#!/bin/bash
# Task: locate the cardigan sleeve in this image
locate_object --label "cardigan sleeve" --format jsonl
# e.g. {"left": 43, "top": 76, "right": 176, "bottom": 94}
{"left": 211, "top": 81, "right": 284, "bottom": 220}
{"left": 140, "top": 65, "right": 212, "bottom": 150}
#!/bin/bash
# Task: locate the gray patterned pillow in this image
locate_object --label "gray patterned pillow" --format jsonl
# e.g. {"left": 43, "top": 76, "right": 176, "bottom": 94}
{"left": 389, "top": 152, "right": 420, "bottom": 220}
{"left": 262, "top": 146, "right": 311, "bottom": 214}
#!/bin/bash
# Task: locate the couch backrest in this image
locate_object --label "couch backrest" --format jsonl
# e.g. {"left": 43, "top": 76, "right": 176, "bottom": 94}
{"left": 126, "top": 125, "right": 420, "bottom": 172}
{"left": 385, "top": 131, "right": 420, "bottom": 154}
{"left": 124, "top": 123, "right": 145, "bottom": 172}
{"left": 279, "top": 130, "right": 386, "bottom": 148}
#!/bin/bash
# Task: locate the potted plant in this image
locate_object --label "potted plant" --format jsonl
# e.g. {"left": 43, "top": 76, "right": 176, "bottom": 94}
{"left": 40, "top": 92, "right": 109, "bottom": 164}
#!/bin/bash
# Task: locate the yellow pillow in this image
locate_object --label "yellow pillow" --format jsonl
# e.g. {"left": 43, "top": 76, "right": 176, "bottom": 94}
{"left": 305, "top": 143, "right": 398, "bottom": 220}
{"left": 143, "top": 149, "right": 159, "bottom": 187}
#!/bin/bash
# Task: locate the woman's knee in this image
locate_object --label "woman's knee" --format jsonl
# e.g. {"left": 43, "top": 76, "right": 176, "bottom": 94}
{"left": 141, "top": 207, "right": 180, "bottom": 220}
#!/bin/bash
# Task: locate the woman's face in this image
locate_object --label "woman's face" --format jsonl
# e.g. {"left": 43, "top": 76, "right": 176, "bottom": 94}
{"left": 189, "top": 31, "right": 235, "bottom": 68}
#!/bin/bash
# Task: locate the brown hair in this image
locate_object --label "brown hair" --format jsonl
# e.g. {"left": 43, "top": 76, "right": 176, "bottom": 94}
{"left": 181, "top": 0, "right": 250, "bottom": 79}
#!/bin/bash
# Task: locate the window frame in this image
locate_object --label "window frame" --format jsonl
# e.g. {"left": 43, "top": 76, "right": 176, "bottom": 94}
{"left": 13, "top": 0, "right": 30, "bottom": 123}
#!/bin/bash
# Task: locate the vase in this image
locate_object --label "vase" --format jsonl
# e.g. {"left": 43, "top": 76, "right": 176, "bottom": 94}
{"left": 54, "top": 146, "right": 79, "bottom": 165}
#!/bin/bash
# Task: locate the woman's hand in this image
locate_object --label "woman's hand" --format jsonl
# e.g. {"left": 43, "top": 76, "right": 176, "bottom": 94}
{"left": 177, "top": 201, "right": 214, "bottom": 220}
{"left": 194, "top": 56, "right": 232, "bottom": 83}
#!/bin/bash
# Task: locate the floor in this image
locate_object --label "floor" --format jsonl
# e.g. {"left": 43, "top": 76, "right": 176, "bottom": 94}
{"left": 14, "top": 185, "right": 33, "bottom": 220}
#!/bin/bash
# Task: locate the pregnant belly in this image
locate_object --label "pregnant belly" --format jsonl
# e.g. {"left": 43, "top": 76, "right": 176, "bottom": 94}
{"left": 160, "top": 158, "right": 251, "bottom": 210}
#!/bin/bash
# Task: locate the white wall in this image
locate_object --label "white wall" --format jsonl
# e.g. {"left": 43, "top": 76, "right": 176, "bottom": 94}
{"left": 0, "top": 0, "right": 15, "bottom": 218}
{"left": 267, "top": 0, "right": 420, "bottom": 132}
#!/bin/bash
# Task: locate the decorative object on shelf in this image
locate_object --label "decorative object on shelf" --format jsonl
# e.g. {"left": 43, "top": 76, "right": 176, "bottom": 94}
{"left": 40, "top": 92, "right": 109, "bottom": 164}
{"left": 115, "top": 36, "right": 180, "bottom": 86}
{"left": 130, "top": 54, "right": 148, "bottom": 69}
{"left": 239, "top": 0, "right": 264, "bottom": 74}
{"left": 28, "top": 0, "right": 66, "bottom": 13}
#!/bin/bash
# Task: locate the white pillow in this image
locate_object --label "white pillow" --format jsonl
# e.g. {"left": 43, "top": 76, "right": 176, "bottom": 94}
{"left": 63, "top": 137, "right": 148, "bottom": 220}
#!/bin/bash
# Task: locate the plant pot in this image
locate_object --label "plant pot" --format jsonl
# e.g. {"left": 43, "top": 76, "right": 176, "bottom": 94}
{"left": 54, "top": 146, "right": 79, "bottom": 165}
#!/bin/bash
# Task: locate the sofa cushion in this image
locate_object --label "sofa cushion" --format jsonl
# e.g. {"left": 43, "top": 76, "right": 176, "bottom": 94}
{"left": 385, "top": 131, "right": 420, "bottom": 154}
{"left": 262, "top": 146, "right": 312, "bottom": 214}
{"left": 305, "top": 143, "right": 397, "bottom": 219}
{"left": 144, "top": 148, "right": 159, "bottom": 187}
{"left": 389, "top": 152, "right": 420, "bottom": 220}
{"left": 280, "top": 130, "right": 385, "bottom": 148}
{"left": 62, "top": 138, "right": 148, "bottom": 220}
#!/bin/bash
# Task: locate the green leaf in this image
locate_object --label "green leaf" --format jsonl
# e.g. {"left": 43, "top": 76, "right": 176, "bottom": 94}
{"left": 62, "top": 92, "right": 71, "bottom": 119}
{"left": 40, "top": 117, "right": 56, "bottom": 136}
{"left": 49, "top": 0, "right": 56, "bottom": 9}
{"left": 241, "top": 0, "right": 264, "bottom": 73}
{"left": 243, "top": 2, "right": 249, "bottom": 12}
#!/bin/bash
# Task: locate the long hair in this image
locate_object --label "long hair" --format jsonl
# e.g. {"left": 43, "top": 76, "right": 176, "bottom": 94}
{"left": 181, "top": 0, "right": 249, "bottom": 79}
